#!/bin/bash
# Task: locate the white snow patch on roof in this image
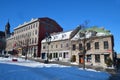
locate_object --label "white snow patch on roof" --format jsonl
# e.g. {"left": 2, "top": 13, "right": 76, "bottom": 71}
{"left": 42, "top": 31, "right": 73, "bottom": 43}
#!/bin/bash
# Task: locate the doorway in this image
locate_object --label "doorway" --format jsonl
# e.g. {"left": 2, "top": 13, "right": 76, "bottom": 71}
{"left": 79, "top": 55, "right": 84, "bottom": 64}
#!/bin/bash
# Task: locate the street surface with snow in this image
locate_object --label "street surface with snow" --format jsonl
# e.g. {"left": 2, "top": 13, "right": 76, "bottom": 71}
{"left": 0, "top": 57, "right": 110, "bottom": 80}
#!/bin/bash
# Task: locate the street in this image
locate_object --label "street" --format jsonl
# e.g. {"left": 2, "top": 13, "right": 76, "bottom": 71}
{"left": 0, "top": 57, "right": 110, "bottom": 80}
{"left": 109, "top": 69, "right": 120, "bottom": 80}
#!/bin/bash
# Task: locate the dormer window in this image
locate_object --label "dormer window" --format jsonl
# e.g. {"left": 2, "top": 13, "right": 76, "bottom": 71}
{"left": 62, "top": 34, "right": 66, "bottom": 38}
{"left": 54, "top": 36, "right": 58, "bottom": 39}
{"left": 91, "top": 31, "right": 97, "bottom": 36}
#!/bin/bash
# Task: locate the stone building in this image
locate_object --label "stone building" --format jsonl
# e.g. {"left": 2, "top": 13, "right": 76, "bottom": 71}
{"left": 6, "top": 34, "right": 14, "bottom": 53}
{"left": 41, "top": 26, "right": 115, "bottom": 67}
{"left": 41, "top": 31, "right": 73, "bottom": 62}
{"left": 71, "top": 27, "right": 115, "bottom": 67}
{"left": 6, "top": 17, "right": 63, "bottom": 57}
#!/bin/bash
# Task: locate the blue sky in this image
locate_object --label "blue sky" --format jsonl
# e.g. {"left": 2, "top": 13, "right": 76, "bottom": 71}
{"left": 0, "top": 0, "right": 120, "bottom": 53}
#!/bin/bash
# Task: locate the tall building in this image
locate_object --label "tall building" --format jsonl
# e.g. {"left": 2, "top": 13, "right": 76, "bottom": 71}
{"left": 0, "top": 31, "right": 5, "bottom": 54}
{"left": 6, "top": 17, "right": 63, "bottom": 57}
{"left": 0, "top": 21, "right": 11, "bottom": 54}
{"left": 5, "top": 21, "right": 11, "bottom": 38}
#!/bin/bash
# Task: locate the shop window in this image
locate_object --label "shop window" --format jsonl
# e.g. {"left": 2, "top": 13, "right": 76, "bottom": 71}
{"left": 63, "top": 52, "right": 68, "bottom": 58}
{"left": 87, "top": 55, "right": 91, "bottom": 62}
{"left": 104, "top": 54, "right": 109, "bottom": 63}
{"left": 95, "top": 54, "right": 100, "bottom": 63}
{"left": 59, "top": 53, "right": 62, "bottom": 57}
{"left": 63, "top": 53, "right": 66, "bottom": 58}
{"left": 53, "top": 53, "right": 56, "bottom": 58}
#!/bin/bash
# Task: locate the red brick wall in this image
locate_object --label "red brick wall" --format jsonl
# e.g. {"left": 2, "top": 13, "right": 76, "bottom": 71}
{"left": 37, "top": 18, "right": 63, "bottom": 57}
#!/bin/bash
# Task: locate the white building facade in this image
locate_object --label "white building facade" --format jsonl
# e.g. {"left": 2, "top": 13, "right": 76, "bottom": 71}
{"left": 13, "top": 18, "right": 39, "bottom": 57}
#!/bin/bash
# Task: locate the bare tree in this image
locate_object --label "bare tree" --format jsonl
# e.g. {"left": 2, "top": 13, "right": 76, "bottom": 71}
{"left": 15, "top": 34, "right": 30, "bottom": 60}
{"left": 78, "top": 21, "right": 97, "bottom": 69}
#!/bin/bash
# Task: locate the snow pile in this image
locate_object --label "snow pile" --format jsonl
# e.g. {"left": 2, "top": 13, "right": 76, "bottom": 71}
{"left": 0, "top": 57, "right": 111, "bottom": 80}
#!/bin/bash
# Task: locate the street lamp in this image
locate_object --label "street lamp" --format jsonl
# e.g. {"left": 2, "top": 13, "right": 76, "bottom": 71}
{"left": 45, "top": 33, "right": 52, "bottom": 63}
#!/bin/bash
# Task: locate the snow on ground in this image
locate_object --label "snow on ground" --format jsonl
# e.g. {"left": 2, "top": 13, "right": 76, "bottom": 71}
{"left": 0, "top": 57, "right": 111, "bottom": 80}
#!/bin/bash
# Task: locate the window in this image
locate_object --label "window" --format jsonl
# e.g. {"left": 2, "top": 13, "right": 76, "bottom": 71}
{"left": 51, "top": 45, "right": 53, "bottom": 48}
{"left": 43, "top": 45, "right": 46, "bottom": 49}
{"left": 59, "top": 53, "right": 62, "bottom": 57}
{"left": 35, "top": 30, "right": 37, "bottom": 35}
{"left": 72, "top": 44, "right": 76, "bottom": 50}
{"left": 33, "top": 31, "right": 34, "bottom": 36}
{"left": 104, "top": 54, "right": 109, "bottom": 63}
{"left": 55, "top": 53, "right": 58, "bottom": 58}
{"left": 95, "top": 42, "right": 99, "bottom": 49}
{"left": 104, "top": 41, "right": 109, "bottom": 49}
{"left": 87, "top": 43, "right": 91, "bottom": 50}
{"left": 30, "top": 25, "right": 32, "bottom": 29}
{"left": 35, "top": 37, "right": 37, "bottom": 43}
{"left": 62, "top": 34, "right": 66, "bottom": 38}
{"left": 95, "top": 54, "right": 100, "bottom": 62}
{"left": 36, "top": 23, "right": 38, "bottom": 28}
{"left": 79, "top": 43, "right": 83, "bottom": 50}
{"left": 53, "top": 53, "right": 56, "bottom": 58}
{"left": 29, "top": 39, "right": 31, "bottom": 44}
{"left": 63, "top": 52, "right": 68, "bottom": 58}
{"left": 32, "top": 38, "right": 34, "bottom": 44}
{"left": 61, "top": 44, "right": 63, "bottom": 48}
{"left": 66, "top": 43, "right": 69, "bottom": 47}
{"left": 87, "top": 55, "right": 91, "bottom": 62}
{"left": 56, "top": 45, "right": 58, "bottom": 48}
{"left": 33, "top": 24, "right": 35, "bottom": 28}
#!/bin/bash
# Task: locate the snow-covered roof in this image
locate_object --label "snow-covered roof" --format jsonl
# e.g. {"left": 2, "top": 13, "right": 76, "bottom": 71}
{"left": 14, "top": 18, "right": 38, "bottom": 30}
{"left": 42, "top": 26, "right": 112, "bottom": 42}
{"left": 42, "top": 30, "right": 73, "bottom": 43}
{"left": 71, "top": 27, "right": 112, "bottom": 40}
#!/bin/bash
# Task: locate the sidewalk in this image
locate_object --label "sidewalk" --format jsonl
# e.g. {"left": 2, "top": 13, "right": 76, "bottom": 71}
{"left": 26, "top": 57, "right": 116, "bottom": 74}
{"left": 27, "top": 57, "right": 103, "bottom": 69}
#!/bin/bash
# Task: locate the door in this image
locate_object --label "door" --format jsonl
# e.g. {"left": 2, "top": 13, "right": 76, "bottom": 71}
{"left": 79, "top": 55, "right": 84, "bottom": 64}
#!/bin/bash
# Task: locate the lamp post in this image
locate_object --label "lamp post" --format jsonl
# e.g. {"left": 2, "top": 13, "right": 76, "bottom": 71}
{"left": 45, "top": 33, "right": 51, "bottom": 63}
